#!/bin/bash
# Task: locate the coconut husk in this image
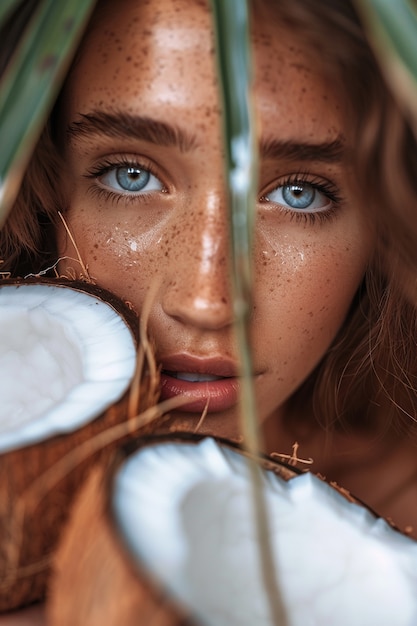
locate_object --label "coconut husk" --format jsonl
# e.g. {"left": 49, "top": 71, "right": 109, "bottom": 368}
{"left": 0, "top": 278, "right": 167, "bottom": 612}
{"left": 47, "top": 462, "right": 192, "bottom": 626}
{"left": 47, "top": 434, "right": 299, "bottom": 626}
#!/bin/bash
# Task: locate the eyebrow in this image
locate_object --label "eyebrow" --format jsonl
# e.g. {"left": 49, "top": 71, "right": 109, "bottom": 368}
{"left": 260, "top": 136, "right": 346, "bottom": 163}
{"left": 67, "top": 110, "right": 346, "bottom": 164}
{"left": 66, "top": 110, "right": 198, "bottom": 152}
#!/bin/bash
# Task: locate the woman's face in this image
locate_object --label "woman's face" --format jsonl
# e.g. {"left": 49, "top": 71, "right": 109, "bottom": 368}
{"left": 57, "top": 0, "right": 374, "bottom": 441}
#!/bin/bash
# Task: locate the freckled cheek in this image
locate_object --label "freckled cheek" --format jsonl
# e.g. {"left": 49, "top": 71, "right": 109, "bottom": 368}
{"left": 252, "top": 239, "right": 366, "bottom": 350}
{"left": 57, "top": 210, "right": 164, "bottom": 299}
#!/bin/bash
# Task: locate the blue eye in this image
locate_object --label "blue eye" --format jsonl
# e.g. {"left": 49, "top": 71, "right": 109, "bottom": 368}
{"left": 265, "top": 181, "right": 331, "bottom": 212}
{"left": 97, "top": 164, "right": 163, "bottom": 194}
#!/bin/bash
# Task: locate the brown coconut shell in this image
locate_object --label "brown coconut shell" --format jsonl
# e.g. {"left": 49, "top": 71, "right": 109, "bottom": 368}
{"left": 0, "top": 278, "right": 166, "bottom": 612}
{"left": 47, "top": 434, "right": 300, "bottom": 626}
{"left": 48, "top": 463, "right": 191, "bottom": 626}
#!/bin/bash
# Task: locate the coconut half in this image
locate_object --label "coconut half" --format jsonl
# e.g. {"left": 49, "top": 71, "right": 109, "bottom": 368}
{"left": 0, "top": 281, "right": 137, "bottom": 452}
{"left": 111, "top": 437, "right": 417, "bottom": 626}
{"left": 48, "top": 434, "right": 417, "bottom": 626}
{"left": 0, "top": 279, "right": 161, "bottom": 612}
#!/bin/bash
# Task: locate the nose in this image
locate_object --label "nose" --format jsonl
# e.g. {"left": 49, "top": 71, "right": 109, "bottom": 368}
{"left": 161, "top": 191, "right": 234, "bottom": 331}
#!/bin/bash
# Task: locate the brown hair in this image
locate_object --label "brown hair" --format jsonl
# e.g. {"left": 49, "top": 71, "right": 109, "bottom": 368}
{"left": 2, "top": 0, "right": 417, "bottom": 436}
{"left": 267, "top": 0, "right": 417, "bottom": 438}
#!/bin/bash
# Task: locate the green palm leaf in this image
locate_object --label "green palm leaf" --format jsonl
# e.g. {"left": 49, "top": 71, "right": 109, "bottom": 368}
{"left": 209, "top": 2, "right": 288, "bottom": 624}
{"left": 0, "top": 0, "right": 19, "bottom": 26}
{"left": 354, "top": 0, "right": 417, "bottom": 130}
{"left": 0, "top": 0, "right": 96, "bottom": 227}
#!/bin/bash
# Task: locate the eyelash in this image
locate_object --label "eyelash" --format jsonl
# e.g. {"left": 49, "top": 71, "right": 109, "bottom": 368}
{"left": 84, "top": 156, "right": 166, "bottom": 204}
{"left": 260, "top": 173, "right": 343, "bottom": 225}
{"left": 84, "top": 160, "right": 343, "bottom": 226}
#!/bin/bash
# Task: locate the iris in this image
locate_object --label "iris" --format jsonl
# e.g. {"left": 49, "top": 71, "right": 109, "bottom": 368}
{"left": 282, "top": 183, "right": 315, "bottom": 209}
{"left": 116, "top": 167, "right": 150, "bottom": 192}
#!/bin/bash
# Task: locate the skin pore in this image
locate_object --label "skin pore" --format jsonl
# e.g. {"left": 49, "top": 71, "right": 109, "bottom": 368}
{"left": 55, "top": 0, "right": 417, "bottom": 534}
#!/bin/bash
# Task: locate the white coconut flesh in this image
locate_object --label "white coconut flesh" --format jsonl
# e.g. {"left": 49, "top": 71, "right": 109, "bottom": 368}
{"left": 112, "top": 437, "right": 417, "bottom": 626}
{"left": 0, "top": 283, "right": 136, "bottom": 453}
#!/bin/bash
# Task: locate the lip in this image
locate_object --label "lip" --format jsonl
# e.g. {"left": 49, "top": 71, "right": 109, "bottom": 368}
{"left": 159, "top": 354, "right": 240, "bottom": 413}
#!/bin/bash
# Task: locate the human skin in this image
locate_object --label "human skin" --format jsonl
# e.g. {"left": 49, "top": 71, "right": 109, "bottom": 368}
{"left": 57, "top": 0, "right": 372, "bottom": 440}
{"left": 54, "top": 0, "right": 417, "bottom": 532}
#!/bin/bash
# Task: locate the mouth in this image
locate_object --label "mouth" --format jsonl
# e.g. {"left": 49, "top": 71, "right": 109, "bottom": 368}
{"left": 159, "top": 355, "right": 240, "bottom": 413}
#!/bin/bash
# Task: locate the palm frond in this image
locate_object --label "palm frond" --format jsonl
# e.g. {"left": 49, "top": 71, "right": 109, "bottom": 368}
{"left": 0, "top": 0, "right": 20, "bottom": 26}
{"left": 209, "top": 2, "right": 288, "bottom": 623}
{"left": 0, "top": 0, "right": 97, "bottom": 227}
{"left": 354, "top": 0, "right": 417, "bottom": 132}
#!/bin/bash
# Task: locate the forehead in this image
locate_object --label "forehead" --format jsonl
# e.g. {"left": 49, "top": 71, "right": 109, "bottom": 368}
{"left": 65, "top": 0, "right": 345, "bottom": 143}
{"left": 69, "top": 0, "right": 215, "bottom": 111}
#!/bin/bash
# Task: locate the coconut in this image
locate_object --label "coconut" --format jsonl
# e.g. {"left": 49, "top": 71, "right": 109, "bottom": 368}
{"left": 48, "top": 433, "right": 417, "bottom": 625}
{"left": 0, "top": 278, "right": 165, "bottom": 612}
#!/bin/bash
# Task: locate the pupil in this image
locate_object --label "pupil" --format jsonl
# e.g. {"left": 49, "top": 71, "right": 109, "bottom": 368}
{"left": 128, "top": 168, "right": 140, "bottom": 180}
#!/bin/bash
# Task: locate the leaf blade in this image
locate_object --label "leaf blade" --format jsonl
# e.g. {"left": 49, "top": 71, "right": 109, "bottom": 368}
{"left": 0, "top": 0, "right": 97, "bottom": 226}
{"left": 354, "top": 0, "right": 417, "bottom": 130}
